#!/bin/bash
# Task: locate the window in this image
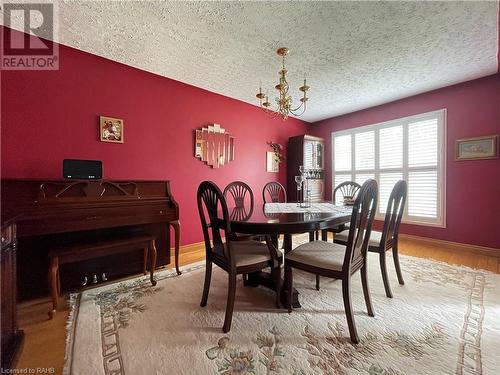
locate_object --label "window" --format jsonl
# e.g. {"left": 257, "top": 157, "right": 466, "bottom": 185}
{"left": 331, "top": 109, "right": 446, "bottom": 227}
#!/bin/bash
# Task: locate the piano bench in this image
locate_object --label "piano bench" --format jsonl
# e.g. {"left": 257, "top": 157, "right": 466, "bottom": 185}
{"left": 47, "top": 234, "right": 158, "bottom": 319}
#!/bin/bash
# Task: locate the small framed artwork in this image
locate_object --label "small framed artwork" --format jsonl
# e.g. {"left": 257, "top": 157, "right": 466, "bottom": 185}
{"left": 266, "top": 151, "right": 279, "bottom": 172}
{"left": 100, "top": 116, "right": 124, "bottom": 143}
{"left": 455, "top": 135, "right": 498, "bottom": 161}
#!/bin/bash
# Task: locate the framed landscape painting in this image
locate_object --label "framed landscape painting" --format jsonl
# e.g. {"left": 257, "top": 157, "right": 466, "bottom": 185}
{"left": 455, "top": 135, "right": 498, "bottom": 161}
{"left": 100, "top": 116, "right": 124, "bottom": 143}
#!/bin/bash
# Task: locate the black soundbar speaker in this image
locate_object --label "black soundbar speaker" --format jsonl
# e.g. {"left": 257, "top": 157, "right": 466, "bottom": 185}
{"left": 63, "top": 159, "right": 102, "bottom": 180}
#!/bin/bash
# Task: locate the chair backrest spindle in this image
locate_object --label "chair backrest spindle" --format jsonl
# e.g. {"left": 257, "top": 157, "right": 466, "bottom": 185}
{"left": 224, "top": 181, "right": 254, "bottom": 210}
{"left": 263, "top": 182, "right": 287, "bottom": 203}
{"left": 333, "top": 181, "right": 361, "bottom": 204}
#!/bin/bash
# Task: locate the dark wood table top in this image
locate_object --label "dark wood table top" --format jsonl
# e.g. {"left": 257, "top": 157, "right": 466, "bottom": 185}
{"left": 228, "top": 202, "right": 352, "bottom": 235}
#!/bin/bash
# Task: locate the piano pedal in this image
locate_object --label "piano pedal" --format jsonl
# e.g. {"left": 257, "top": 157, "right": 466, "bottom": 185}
{"left": 81, "top": 276, "right": 88, "bottom": 287}
{"left": 92, "top": 274, "right": 98, "bottom": 284}
{"left": 101, "top": 273, "right": 108, "bottom": 282}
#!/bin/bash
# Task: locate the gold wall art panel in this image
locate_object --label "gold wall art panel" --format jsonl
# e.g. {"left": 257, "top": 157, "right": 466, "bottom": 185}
{"left": 194, "top": 124, "right": 235, "bottom": 168}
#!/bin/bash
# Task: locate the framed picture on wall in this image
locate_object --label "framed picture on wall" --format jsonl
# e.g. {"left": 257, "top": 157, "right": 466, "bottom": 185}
{"left": 455, "top": 135, "right": 498, "bottom": 161}
{"left": 100, "top": 116, "right": 124, "bottom": 143}
{"left": 266, "top": 151, "right": 279, "bottom": 172}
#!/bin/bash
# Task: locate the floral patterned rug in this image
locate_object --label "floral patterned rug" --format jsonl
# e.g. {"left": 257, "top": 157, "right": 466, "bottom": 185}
{"left": 64, "top": 238, "right": 500, "bottom": 375}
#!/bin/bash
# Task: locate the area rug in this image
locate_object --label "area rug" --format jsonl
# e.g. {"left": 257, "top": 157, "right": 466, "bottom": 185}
{"left": 64, "top": 239, "right": 500, "bottom": 375}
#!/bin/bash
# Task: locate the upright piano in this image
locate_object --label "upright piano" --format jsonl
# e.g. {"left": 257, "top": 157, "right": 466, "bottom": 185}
{"left": 1, "top": 179, "right": 179, "bottom": 300}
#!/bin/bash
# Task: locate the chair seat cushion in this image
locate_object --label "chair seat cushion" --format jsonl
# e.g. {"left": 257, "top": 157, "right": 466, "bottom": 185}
{"left": 215, "top": 241, "right": 282, "bottom": 267}
{"left": 334, "top": 230, "right": 382, "bottom": 247}
{"left": 286, "top": 241, "right": 346, "bottom": 271}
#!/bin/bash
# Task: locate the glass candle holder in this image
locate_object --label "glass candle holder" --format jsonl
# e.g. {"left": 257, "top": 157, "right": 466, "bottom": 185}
{"left": 294, "top": 175, "right": 303, "bottom": 206}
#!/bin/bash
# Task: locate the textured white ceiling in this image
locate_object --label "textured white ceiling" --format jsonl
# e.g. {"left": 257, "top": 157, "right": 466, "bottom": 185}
{"left": 6, "top": 1, "right": 499, "bottom": 122}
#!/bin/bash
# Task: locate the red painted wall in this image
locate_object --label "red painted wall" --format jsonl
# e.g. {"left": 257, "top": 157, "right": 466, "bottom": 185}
{"left": 1, "top": 34, "right": 308, "bottom": 245}
{"left": 310, "top": 75, "right": 500, "bottom": 249}
{"left": 2, "top": 28, "right": 499, "bottom": 249}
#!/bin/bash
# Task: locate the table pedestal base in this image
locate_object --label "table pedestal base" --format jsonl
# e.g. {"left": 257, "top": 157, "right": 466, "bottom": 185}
{"left": 244, "top": 271, "right": 301, "bottom": 308}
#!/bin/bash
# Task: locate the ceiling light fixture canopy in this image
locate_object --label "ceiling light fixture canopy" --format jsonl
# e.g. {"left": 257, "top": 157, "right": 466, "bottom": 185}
{"left": 256, "top": 47, "right": 310, "bottom": 121}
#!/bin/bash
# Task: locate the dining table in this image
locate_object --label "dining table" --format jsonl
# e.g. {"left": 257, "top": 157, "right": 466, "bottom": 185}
{"left": 228, "top": 202, "right": 353, "bottom": 307}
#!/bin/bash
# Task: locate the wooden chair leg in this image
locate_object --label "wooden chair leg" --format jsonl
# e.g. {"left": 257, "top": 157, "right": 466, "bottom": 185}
{"left": 315, "top": 274, "right": 320, "bottom": 290}
{"left": 379, "top": 250, "right": 393, "bottom": 298}
{"left": 361, "top": 265, "right": 375, "bottom": 317}
{"left": 56, "top": 268, "right": 61, "bottom": 296}
{"left": 143, "top": 247, "right": 148, "bottom": 275}
{"left": 283, "top": 234, "right": 292, "bottom": 254}
{"left": 285, "top": 266, "right": 293, "bottom": 313}
{"left": 149, "top": 240, "right": 157, "bottom": 286}
{"left": 342, "top": 277, "right": 359, "bottom": 344}
{"left": 393, "top": 244, "right": 405, "bottom": 285}
{"left": 271, "top": 265, "right": 281, "bottom": 309}
{"left": 281, "top": 234, "right": 292, "bottom": 251}
{"left": 271, "top": 234, "right": 279, "bottom": 248}
{"left": 200, "top": 260, "right": 212, "bottom": 307}
{"left": 48, "top": 257, "right": 59, "bottom": 319}
{"left": 223, "top": 271, "right": 237, "bottom": 333}
{"left": 309, "top": 231, "right": 315, "bottom": 242}
{"left": 170, "top": 220, "right": 182, "bottom": 275}
{"left": 242, "top": 273, "right": 257, "bottom": 287}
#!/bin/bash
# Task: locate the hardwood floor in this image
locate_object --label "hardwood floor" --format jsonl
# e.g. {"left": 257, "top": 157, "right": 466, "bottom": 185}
{"left": 397, "top": 237, "right": 499, "bottom": 273}
{"left": 13, "top": 238, "right": 499, "bottom": 374}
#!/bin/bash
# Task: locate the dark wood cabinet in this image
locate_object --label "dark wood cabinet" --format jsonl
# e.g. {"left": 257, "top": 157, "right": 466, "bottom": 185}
{"left": 287, "top": 135, "right": 325, "bottom": 202}
{"left": 1, "top": 218, "right": 24, "bottom": 370}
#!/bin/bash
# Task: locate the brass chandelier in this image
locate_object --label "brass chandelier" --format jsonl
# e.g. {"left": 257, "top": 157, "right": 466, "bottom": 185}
{"left": 256, "top": 47, "right": 310, "bottom": 120}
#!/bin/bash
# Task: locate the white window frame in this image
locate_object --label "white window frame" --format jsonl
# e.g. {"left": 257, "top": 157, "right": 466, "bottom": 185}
{"left": 331, "top": 109, "right": 446, "bottom": 228}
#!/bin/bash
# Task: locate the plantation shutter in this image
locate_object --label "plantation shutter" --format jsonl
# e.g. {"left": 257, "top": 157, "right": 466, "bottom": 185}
{"left": 331, "top": 110, "right": 445, "bottom": 226}
{"left": 407, "top": 119, "right": 439, "bottom": 219}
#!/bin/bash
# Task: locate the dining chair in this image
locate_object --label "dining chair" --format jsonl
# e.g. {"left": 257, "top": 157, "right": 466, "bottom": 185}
{"left": 263, "top": 181, "right": 290, "bottom": 249}
{"left": 316, "top": 181, "right": 362, "bottom": 289}
{"left": 224, "top": 181, "right": 254, "bottom": 210}
{"left": 285, "top": 179, "right": 378, "bottom": 344}
{"left": 321, "top": 181, "right": 361, "bottom": 236}
{"left": 263, "top": 181, "right": 287, "bottom": 203}
{"left": 224, "top": 181, "right": 259, "bottom": 241}
{"left": 228, "top": 206, "right": 253, "bottom": 222}
{"left": 198, "top": 181, "right": 282, "bottom": 333}
{"left": 333, "top": 181, "right": 362, "bottom": 204}
{"left": 334, "top": 180, "right": 407, "bottom": 298}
